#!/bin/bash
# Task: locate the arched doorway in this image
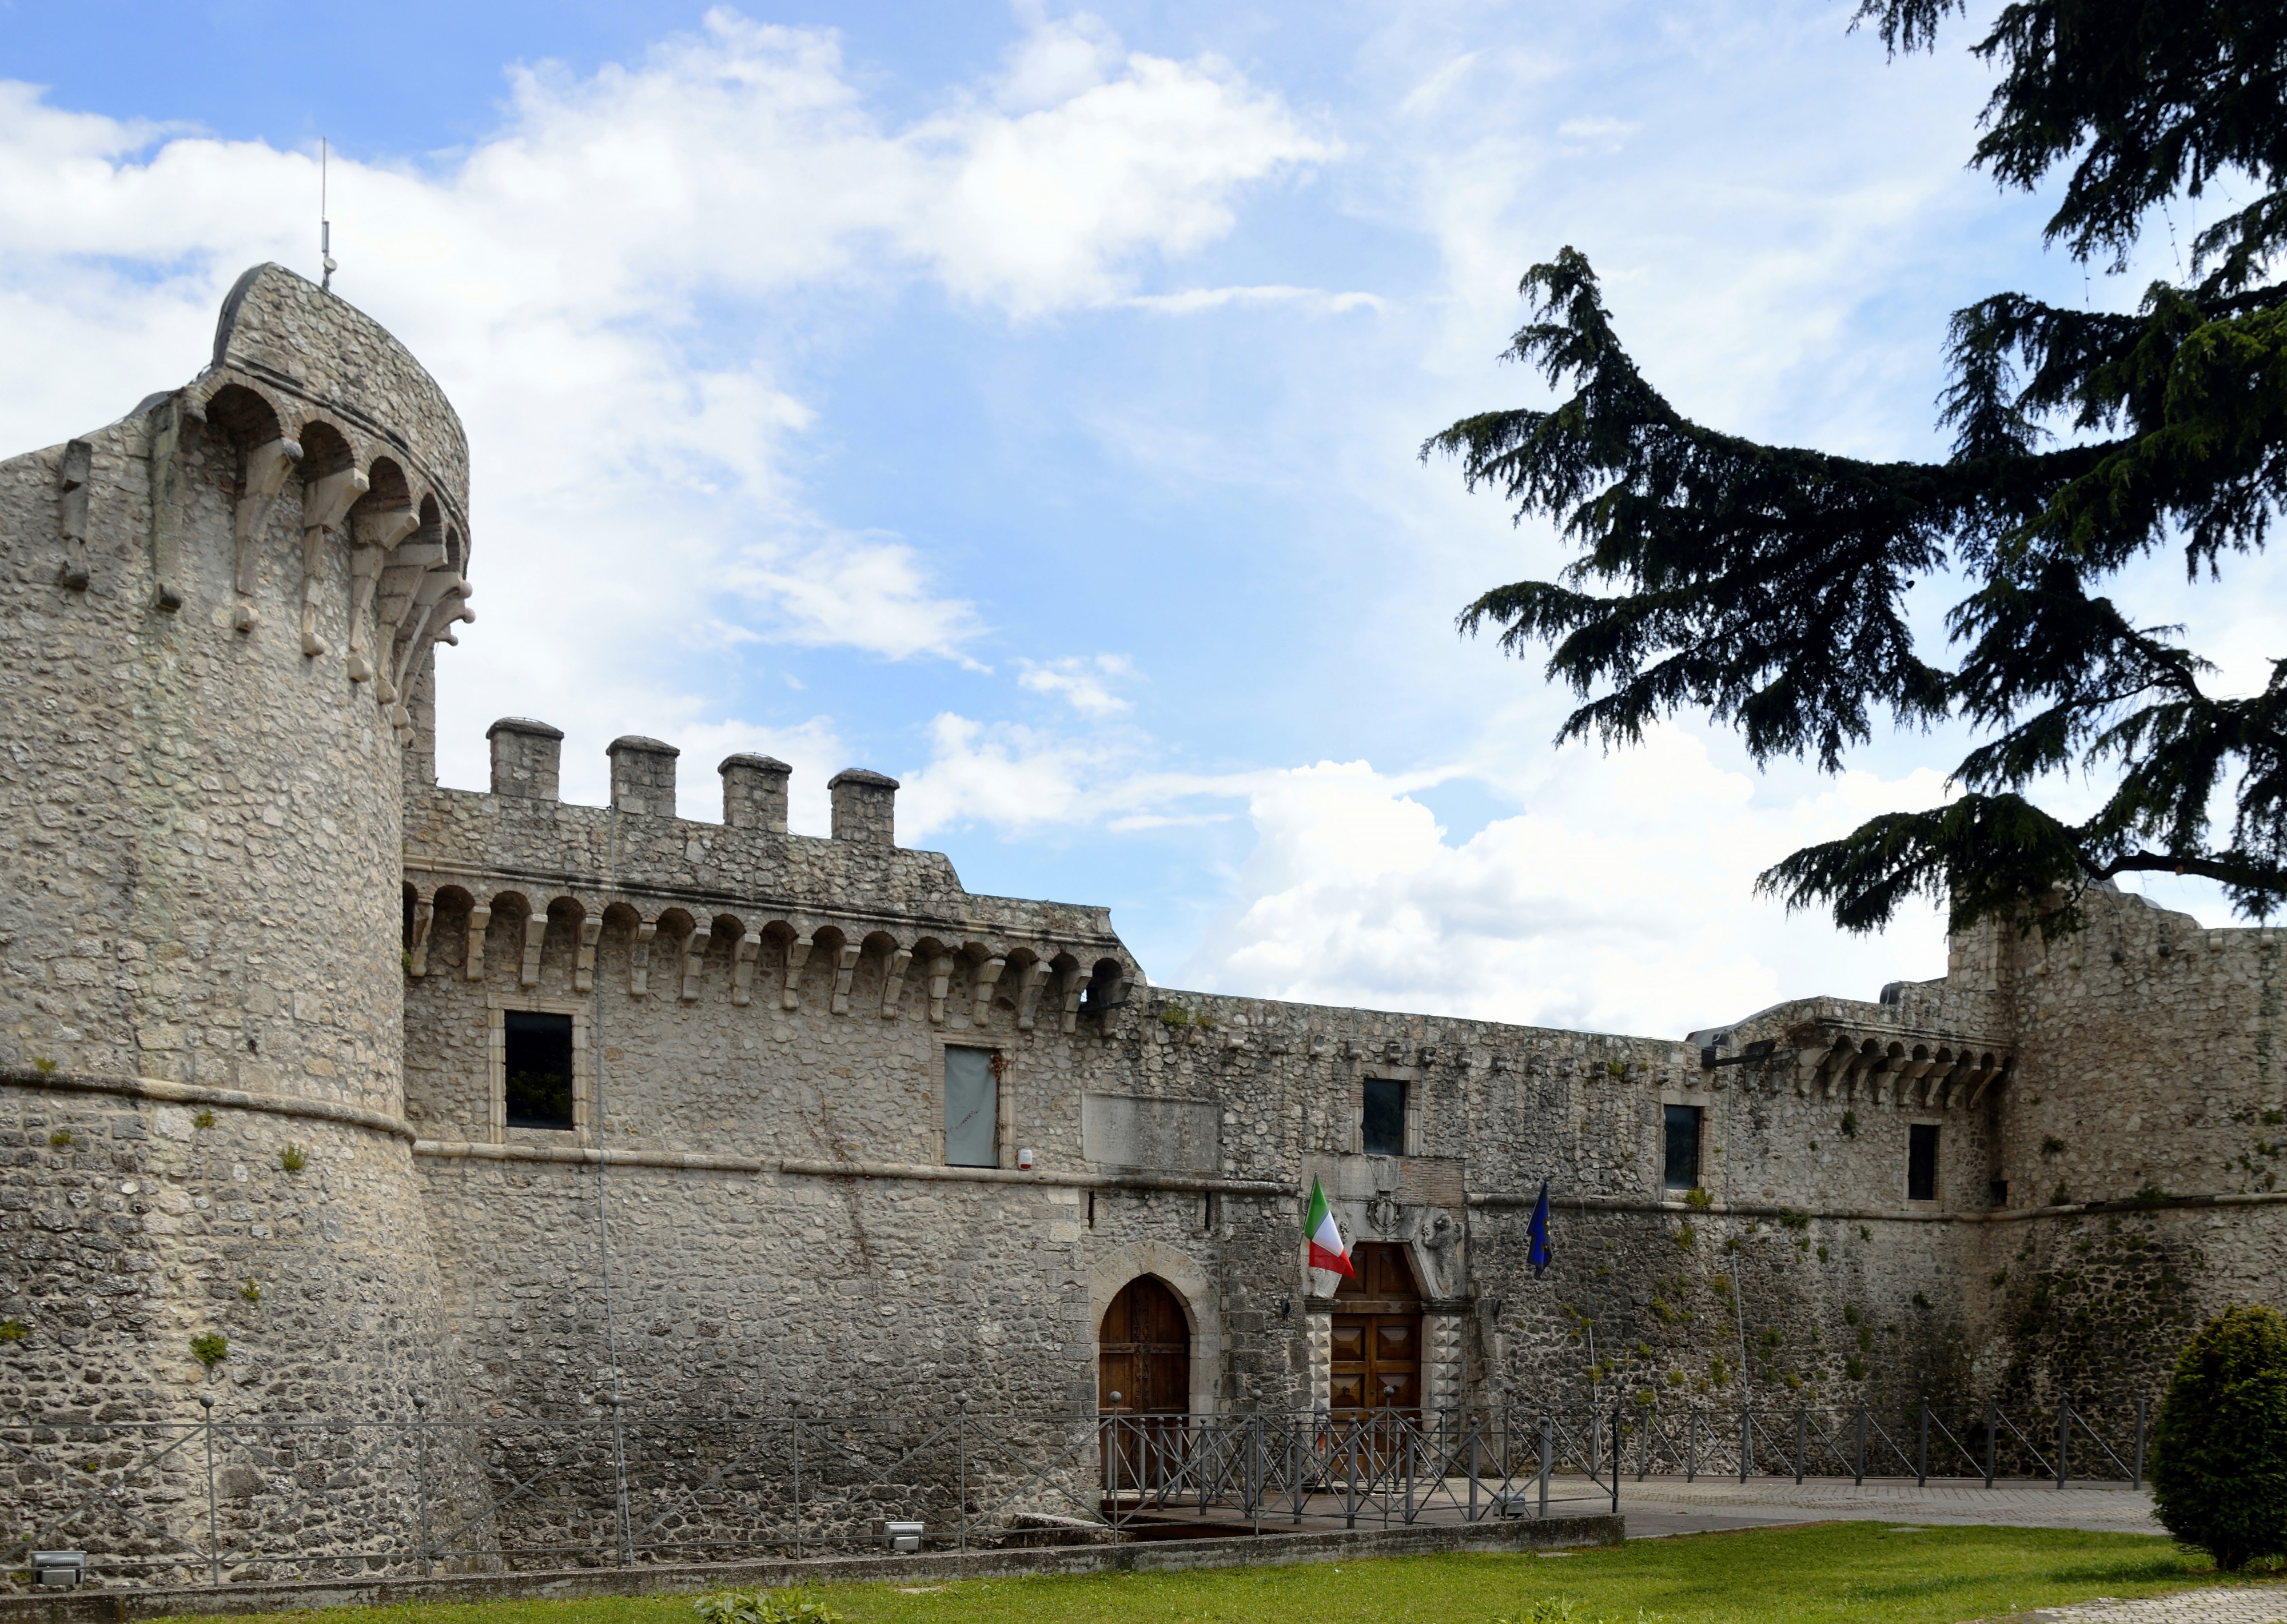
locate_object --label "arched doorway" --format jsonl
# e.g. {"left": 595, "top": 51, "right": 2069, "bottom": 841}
{"left": 1098, "top": 1274, "right": 1190, "bottom": 1495}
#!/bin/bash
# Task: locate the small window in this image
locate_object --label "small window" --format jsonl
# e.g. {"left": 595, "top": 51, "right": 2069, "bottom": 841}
{"left": 1663, "top": 1104, "right": 1702, "bottom": 1190}
{"left": 945, "top": 1047, "right": 998, "bottom": 1168}
{"left": 1362, "top": 1078, "right": 1407, "bottom": 1157}
{"left": 503, "top": 1011, "right": 575, "bottom": 1131}
{"left": 1908, "top": 1122, "right": 1940, "bottom": 1202}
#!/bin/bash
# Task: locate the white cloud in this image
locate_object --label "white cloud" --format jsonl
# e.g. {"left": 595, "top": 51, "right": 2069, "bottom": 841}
{"left": 1017, "top": 654, "right": 1137, "bottom": 716}
{"left": 0, "top": 8, "right": 1329, "bottom": 797}
{"left": 1555, "top": 114, "right": 1636, "bottom": 147}
{"left": 1122, "top": 285, "right": 1384, "bottom": 315}
{"left": 1173, "top": 728, "right": 1953, "bottom": 1038}
{"left": 897, "top": 713, "right": 1128, "bottom": 837}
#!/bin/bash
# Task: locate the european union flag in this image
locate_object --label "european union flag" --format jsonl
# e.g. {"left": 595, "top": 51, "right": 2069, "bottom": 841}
{"left": 1528, "top": 1179, "right": 1552, "bottom": 1278}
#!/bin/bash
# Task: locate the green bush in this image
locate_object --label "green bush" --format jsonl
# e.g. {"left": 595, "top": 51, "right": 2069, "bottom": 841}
{"left": 2151, "top": 1304, "right": 2287, "bottom": 1570}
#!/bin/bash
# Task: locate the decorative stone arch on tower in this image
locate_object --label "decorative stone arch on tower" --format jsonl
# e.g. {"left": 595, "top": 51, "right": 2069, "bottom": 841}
{"left": 1088, "top": 1242, "right": 1222, "bottom": 1418}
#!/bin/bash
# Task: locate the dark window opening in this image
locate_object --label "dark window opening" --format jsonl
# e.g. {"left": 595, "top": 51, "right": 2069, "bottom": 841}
{"left": 1989, "top": 1179, "right": 2009, "bottom": 1207}
{"left": 504, "top": 1011, "right": 575, "bottom": 1131}
{"left": 1362, "top": 1078, "right": 1407, "bottom": 1158}
{"left": 1908, "top": 1122, "right": 1940, "bottom": 1202}
{"left": 1663, "top": 1104, "right": 1703, "bottom": 1190}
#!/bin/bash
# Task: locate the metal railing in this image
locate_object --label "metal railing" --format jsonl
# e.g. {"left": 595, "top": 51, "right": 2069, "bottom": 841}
{"left": 1, "top": 1394, "right": 2146, "bottom": 1590}
{"left": 1607, "top": 1395, "right": 2150, "bottom": 1490}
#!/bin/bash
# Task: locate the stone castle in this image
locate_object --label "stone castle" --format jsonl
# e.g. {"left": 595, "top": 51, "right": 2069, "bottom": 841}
{"left": 4, "top": 267, "right": 2282, "bottom": 1519}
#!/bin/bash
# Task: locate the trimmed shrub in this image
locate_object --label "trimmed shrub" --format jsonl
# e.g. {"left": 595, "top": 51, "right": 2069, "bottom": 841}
{"left": 2151, "top": 1304, "right": 2287, "bottom": 1570}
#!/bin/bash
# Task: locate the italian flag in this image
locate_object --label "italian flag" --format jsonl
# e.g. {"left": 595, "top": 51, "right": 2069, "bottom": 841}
{"left": 1306, "top": 1178, "right": 1354, "bottom": 1276}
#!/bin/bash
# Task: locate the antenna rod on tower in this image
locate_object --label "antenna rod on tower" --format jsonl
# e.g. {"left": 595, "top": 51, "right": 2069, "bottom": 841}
{"left": 320, "top": 137, "right": 337, "bottom": 292}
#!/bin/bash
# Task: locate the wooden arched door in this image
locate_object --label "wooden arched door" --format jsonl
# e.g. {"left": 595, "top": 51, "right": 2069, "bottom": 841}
{"left": 1099, "top": 1274, "right": 1190, "bottom": 1414}
{"left": 1098, "top": 1275, "right": 1190, "bottom": 1495}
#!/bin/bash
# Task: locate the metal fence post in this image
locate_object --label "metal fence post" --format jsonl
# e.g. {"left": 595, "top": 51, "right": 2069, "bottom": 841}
{"left": 199, "top": 1395, "right": 221, "bottom": 1588}
{"left": 1740, "top": 1404, "right": 1751, "bottom": 1483}
{"left": 2057, "top": 1396, "right": 2069, "bottom": 1490}
{"left": 790, "top": 1400, "right": 802, "bottom": 1559}
{"left": 1251, "top": 1410, "right": 1265, "bottom": 1535}
{"left": 1639, "top": 1402, "right": 1651, "bottom": 1482}
{"left": 1469, "top": 1420, "right": 1481, "bottom": 1522}
{"left": 2134, "top": 1395, "right": 2147, "bottom": 1489}
{"left": 413, "top": 1392, "right": 432, "bottom": 1578}
{"left": 957, "top": 1396, "right": 969, "bottom": 1551}
{"left": 608, "top": 1396, "right": 632, "bottom": 1567}
{"left": 1611, "top": 1401, "right": 1621, "bottom": 1517}
{"left": 1917, "top": 1398, "right": 1930, "bottom": 1487}
{"left": 1795, "top": 1403, "right": 1806, "bottom": 1486}
{"left": 1538, "top": 1412, "right": 1551, "bottom": 1520}
{"left": 1686, "top": 1406, "right": 1697, "bottom": 1482}
{"left": 1854, "top": 1399, "right": 1866, "bottom": 1486}
{"left": 1984, "top": 1396, "right": 1997, "bottom": 1489}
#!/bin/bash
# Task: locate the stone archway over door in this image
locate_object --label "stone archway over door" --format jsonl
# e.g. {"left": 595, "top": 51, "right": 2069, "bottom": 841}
{"left": 1087, "top": 1242, "right": 1223, "bottom": 1418}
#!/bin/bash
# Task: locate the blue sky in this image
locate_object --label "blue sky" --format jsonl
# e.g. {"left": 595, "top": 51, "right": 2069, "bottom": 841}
{"left": 2, "top": 1, "right": 2260, "bottom": 1036}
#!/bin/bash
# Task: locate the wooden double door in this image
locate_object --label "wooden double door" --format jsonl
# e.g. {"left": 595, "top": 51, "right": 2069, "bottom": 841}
{"left": 1330, "top": 1243, "right": 1422, "bottom": 1416}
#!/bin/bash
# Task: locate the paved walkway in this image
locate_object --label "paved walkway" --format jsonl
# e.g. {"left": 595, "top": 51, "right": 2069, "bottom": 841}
{"left": 1111, "top": 1473, "right": 2161, "bottom": 1540}
{"left": 1615, "top": 1473, "right": 2164, "bottom": 1537}
{"left": 2024, "top": 1590, "right": 2287, "bottom": 1624}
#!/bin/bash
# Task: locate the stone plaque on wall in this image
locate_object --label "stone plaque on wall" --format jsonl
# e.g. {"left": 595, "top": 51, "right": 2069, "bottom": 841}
{"left": 1082, "top": 1093, "right": 1220, "bottom": 1172}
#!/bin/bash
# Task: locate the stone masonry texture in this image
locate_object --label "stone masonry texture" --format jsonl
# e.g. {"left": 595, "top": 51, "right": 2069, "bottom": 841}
{"left": 3, "top": 265, "right": 2285, "bottom": 1581}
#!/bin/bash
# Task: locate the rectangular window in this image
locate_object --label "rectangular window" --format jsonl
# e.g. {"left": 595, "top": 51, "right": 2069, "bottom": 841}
{"left": 1362, "top": 1078, "right": 1407, "bottom": 1158}
{"left": 503, "top": 1011, "right": 575, "bottom": 1131}
{"left": 1908, "top": 1122, "right": 1940, "bottom": 1202}
{"left": 945, "top": 1047, "right": 998, "bottom": 1168}
{"left": 1663, "top": 1104, "right": 1703, "bottom": 1190}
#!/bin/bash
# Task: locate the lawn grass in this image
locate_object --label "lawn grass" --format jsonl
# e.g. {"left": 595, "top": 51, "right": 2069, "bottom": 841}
{"left": 180, "top": 1523, "right": 2269, "bottom": 1624}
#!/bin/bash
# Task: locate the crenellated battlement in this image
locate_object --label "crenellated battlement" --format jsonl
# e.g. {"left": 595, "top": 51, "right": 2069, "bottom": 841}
{"left": 403, "top": 718, "right": 1138, "bottom": 1034}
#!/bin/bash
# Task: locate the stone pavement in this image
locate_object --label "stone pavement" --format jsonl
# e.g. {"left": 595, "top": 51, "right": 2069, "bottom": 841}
{"left": 2024, "top": 1589, "right": 2287, "bottom": 1624}
{"left": 1613, "top": 1473, "right": 2165, "bottom": 1537}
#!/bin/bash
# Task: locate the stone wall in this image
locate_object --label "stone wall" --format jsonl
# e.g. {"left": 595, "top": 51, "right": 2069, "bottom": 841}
{"left": 397, "top": 725, "right": 2023, "bottom": 1429}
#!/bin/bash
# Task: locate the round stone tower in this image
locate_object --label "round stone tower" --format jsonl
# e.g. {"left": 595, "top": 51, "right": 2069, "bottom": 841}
{"left": 0, "top": 265, "right": 478, "bottom": 1571}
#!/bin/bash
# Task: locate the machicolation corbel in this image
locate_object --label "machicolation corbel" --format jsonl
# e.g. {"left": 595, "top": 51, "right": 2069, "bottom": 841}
{"left": 299, "top": 465, "right": 369, "bottom": 657}
{"left": 56, "top": 439, "right": 93, "bottom": 590}
{"left": 230, "top": 437, "right": 302, "bottom": 630}
{"left": 878, "top": 946, "right": 914, "bottom": 1019}
{"left": 346, "top": 501, "right": 420, "bottom": 677}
